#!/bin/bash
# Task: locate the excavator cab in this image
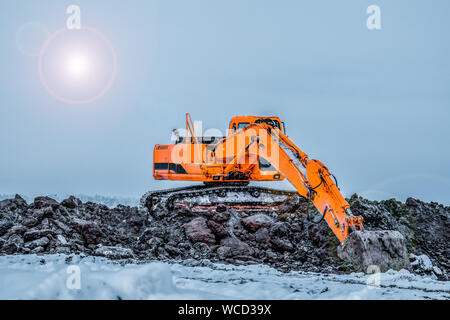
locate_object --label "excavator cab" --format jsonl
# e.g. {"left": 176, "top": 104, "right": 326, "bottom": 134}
{"left": 229, "top": 116, "right": 283, "bottom": 133}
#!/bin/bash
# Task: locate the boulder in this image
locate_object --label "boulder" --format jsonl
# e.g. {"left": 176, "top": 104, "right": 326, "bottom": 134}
{"left": 410, "top": 254, "right": 433, "bottom": 271}
{"left": 206, "top": 220, "right": 229, "bottom": 239}
{"left": 72, "top": 218, "right": 104, "bottom": 245}
{"left": 271, "top": 238, "right": 294, "bottom": 252}
{"left": 56, "top": 234, "right": 68, "bottom": 245}
{"left": 212, "top": 211, "right": 230, "bottom": 223}
{"left": 24, "top": 229, "right": 54, "bottom": 241}
{"left": 220, "top": 237, "right": 254, "bottom": 257}
{"left": 31, "top": 246, "right": 44, "bottom": 254}
{"left": 22, "top": 217, "right": 39, "bottom": 227}
{"left": 0, "top": 221, "right": 13, "bottom": 236}
{"left": 183, "top": 217, "right": 215, "bottom": 244}
{"left": 25, "top": 237, "right": 50, "bottom": 249}
{"left": 61, "top": 196, "right": 82, "bottom": 209}
{"left": 254, "top": 227, "right": 270, "bottom": 245}
{"left": 269, "top": 222, "right": 290, "bottom": 237}
{"left": 173, "top": 204, "right": 193, "bottom": 216}
{"left": 23, "top": 229, "right": 54, "bottom": 241}
{"left": 165, "top": 245, "right": 182, "bottom": 257}
{"left": 8, "top": 225, "right": 27, "bottom": 236}
{"left": 147, "top": 237, "right": 164, "bottom": 253}
{"left": 52, "top": 220, "right": 71, "bottom": 234}
{"left": 409, "top": 254, "right": 443, "bottom": 277}
{"left": 0, "top": 199, "right": 12, "bottom": 211}
{"left": 242, "top": 214, "right": 273, "bottom": 232}
{"left": 33, "top": 196, "right": 59, "bottom": 209}
{"left": 337, "top": 230, "right": 409, "bottom": 273}
{"left": 217, "top": 246, "right": 232, "bottom": 259}
{"left": 2, "top": 234, "right": 24, "bottom": 254}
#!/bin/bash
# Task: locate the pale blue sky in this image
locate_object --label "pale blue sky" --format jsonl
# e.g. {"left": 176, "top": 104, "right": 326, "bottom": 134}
{"left": 0, "top": 1, "right": 449, "bottom": 204}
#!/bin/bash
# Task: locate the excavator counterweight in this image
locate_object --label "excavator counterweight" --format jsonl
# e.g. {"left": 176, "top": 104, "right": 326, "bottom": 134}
{"left": 142, "top": 113, "right": 409, "bottom": 272}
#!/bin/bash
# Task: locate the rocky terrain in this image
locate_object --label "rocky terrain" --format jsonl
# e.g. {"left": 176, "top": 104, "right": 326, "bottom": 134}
{"left": 0, "top": 193, "right": 448, "bottom": 280}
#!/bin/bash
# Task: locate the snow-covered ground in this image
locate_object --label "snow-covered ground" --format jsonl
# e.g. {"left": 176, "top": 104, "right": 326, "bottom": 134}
{"left": 0, "top": 254, "right": 448, "bottom": 300}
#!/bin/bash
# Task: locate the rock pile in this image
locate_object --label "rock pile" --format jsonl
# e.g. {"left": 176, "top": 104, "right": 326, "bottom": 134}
{"left": 0, "top": 193, "right": 447, "bottom": 279}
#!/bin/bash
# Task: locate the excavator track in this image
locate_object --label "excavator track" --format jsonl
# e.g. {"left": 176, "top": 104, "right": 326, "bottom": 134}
{"left": 140, "top": 185, "right": 303, "bottom": 214}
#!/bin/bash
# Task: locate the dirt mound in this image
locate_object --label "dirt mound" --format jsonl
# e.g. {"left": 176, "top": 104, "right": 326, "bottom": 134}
{"left": 0, "top": 193, "right": 447, "bottom": 279}
{"left": 404, "top": 198, "right": 449, "bottom": 276}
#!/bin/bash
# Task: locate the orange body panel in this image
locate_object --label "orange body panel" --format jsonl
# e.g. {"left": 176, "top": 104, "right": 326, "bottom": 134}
{"left": 153, "top": 142, "right": 282, "bottom": 182}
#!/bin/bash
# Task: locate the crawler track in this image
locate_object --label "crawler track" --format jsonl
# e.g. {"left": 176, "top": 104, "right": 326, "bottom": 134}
{"left": 140, "top": 185, "right": 303, "bottom": 213}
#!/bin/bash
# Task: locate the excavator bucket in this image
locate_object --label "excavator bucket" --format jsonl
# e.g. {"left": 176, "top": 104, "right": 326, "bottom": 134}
{"left": 302, "top": 160, "right": 409, "bottom": 272}
{"left": 337, "top": 230, "right": 410, "bottom": 272}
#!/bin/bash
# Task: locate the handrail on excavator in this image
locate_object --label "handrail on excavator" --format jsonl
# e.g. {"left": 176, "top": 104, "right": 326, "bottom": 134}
{"left": 185, "top": 113, "right": 199, "bottom": 145}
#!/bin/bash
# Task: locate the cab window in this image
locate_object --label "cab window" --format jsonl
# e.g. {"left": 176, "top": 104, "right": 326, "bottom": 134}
{"left": 238, "top": 122, "right": 250, "bottom": 130}
{"left": 259, "top": 157, "right": 275, "bottom": 171}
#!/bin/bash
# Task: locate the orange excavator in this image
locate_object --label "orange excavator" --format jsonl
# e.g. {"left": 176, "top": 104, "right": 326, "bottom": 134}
{"left": 142, "top": 113, "right": 409, "bottom": 270}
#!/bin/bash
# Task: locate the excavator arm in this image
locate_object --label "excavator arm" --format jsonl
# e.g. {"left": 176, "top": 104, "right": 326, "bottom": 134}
{"left": 213, "top": 122, "right": 363, "bottom": 243}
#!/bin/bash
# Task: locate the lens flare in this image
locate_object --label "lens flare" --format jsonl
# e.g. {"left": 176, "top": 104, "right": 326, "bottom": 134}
{"left": 66, "top": 53, "right": 90, "bottom": 78}
{"left": 16, "top": 21, "right": 49, "bottom": 57}
{"left": 38, "top": 27, "right": 117, "bottom": 105}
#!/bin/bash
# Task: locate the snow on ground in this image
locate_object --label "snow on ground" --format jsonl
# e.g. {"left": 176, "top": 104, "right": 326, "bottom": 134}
{"left": 0, "top": 254, "right": 448, "bottom": 300}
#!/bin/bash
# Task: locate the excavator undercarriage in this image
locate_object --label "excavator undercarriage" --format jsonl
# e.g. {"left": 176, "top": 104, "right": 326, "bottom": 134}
{"left": 141, "top": 113, "right": 410, "bottom": 272}
{"left": 141, "top": 185, "right": 302, "bottom": 214}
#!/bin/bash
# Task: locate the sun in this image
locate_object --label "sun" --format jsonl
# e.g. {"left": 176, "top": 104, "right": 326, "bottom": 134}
{"left": 66, "top": 53, "right": 90, "bottom": 78}
{"left": 39, "top": 27, "right": 117, "bottom": 104}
